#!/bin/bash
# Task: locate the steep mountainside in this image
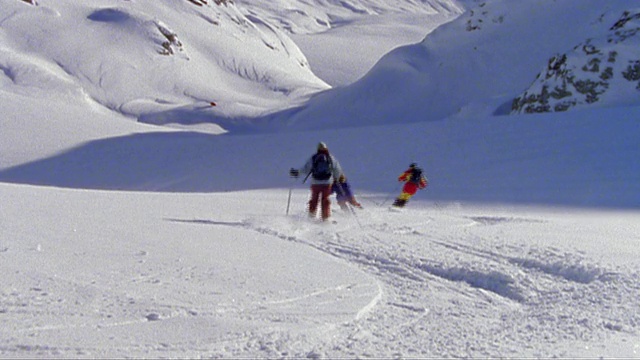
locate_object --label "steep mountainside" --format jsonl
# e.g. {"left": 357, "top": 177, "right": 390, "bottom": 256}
{"left": 512, "top": 9, "right": 640, "bottom": 113}
{"left": 275, "top": 0, "right": 640, "bottom": 131}
{"left": 1, "top": 0, "right": 327, "bottom": 124}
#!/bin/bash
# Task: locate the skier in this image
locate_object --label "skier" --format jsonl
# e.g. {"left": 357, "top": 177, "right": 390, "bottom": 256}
{"left": 331, "top": 175, "right": 362, "bottom": 211}
{"left": 290, "top": 142, "right": 344, "bottom": 221}
{"left": 392, "top": 163, "right": 428, "bottom": 208}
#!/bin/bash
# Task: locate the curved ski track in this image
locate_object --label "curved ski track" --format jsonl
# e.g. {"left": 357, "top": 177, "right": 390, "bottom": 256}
{"left": 238, "top": 204, "right": 640, "bottom": 358}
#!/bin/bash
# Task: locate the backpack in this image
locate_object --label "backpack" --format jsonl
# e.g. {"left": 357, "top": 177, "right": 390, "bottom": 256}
{"left": 409, "top": 167, "right": 423, "bottom": 184}
{"left": 311, "top": 153, "right": 333, "bottom": 180}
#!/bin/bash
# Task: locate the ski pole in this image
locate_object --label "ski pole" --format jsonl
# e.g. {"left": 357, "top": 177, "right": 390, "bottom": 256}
{"left": 360, "top": 196, "right": 382, "bottom": 207}
{"left": 286, "top": 188, "right": 293, "bottom": 215}
{"left": 346, "top": 203, "right": 363, "bottom": 228}
{"left": 286, "top": 177, "right": 297, "bottom": 216}
{"left": 380, "top": 183, "right": 402, "bottom": 207}
{"left": 336, "top": 183, "right": 363, "bottom": 228}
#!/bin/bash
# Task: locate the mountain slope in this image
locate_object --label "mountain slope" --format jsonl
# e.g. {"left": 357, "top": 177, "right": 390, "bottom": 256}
{"left": 512, "top": 9, "right": 640, "bottom": 113}
{"left": 236, "top": 0, "right": 463, "bottom": 34}
{"left": 1, "top": 2, "right": 639, "bottom": 358}
{"left": 1, "top": 0, "right": 328, "bottom": 125}
{"left": 277, "top": 0, "right": 640, "bottom": 130}
{"left": 1, "top": 0, "right": 638, "bottom": 209}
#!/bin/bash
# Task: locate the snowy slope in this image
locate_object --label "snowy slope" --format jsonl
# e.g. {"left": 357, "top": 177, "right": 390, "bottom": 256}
{"left": 0, "top": 106, "right": 638, "bottom": 208}
{"left": 1, "top": 0, "right": 638, "bottom": 206}
{"left": 288, "top": 13, "right": 453, "bottom": 86}
{"left": 1, "top": 184, "right": 639, "bottom": 358}
{"left": 203, "top": 0, "right": 464, "bottom": 86}
{"left": 1, "top": 0, "right": 640, "bottom": 358}
{"left": 1, "top": 0, "right": 328, "bottom": 125}
{"left": 237, "top": 0, "right": 463, "bottom": 35}
{"left": 280, "top": 0, "right": 640, "bottom": 129}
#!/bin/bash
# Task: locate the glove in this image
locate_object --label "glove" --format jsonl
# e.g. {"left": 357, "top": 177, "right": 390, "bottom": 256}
{"left": 289, "top": 168, "right": 300, "bottom": 178}
{"left": 338, "top": 175, "right": 346, "bottom": 183}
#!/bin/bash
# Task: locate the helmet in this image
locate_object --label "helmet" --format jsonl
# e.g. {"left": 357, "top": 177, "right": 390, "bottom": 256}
{"left": 409, "top": 162, "right": 417, "bottom": 168}
{"left": 317, "top": 142, "right": 328, "bottom": 151}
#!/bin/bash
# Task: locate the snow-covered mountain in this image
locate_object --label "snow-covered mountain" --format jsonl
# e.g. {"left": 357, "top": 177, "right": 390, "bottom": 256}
{"left": 236, "top": 0, "right": 465, "bottom": 86}
{"left": 512, "top": 9, "right": 640, "bottom": 113}
{"left": 279, "top": 0, "right": 640, "bottom": 130}
{"left": 2, "top": 0, "right": 638, "bottom": 202}
{"left": 5, "top": 0, "right": 640, "bottom": 133}
{"left": 1, "top": 0, "right": 328, "bottom": 125}
{"left": 0, "top": 0, "right": 466, "bottom": 128}
{"left": 237, "top": 0, "right": 463, "bottom": 34}
{"left": 1, "top": 1, "right": 639, "bottom": 358}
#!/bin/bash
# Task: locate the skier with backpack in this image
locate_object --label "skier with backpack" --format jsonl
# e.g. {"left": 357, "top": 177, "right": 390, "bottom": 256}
{"left": 392, "top": 163, "right": 428, "bottom": 208}
{"left": 289, "top": 142, "right": 344, "bottom": 221}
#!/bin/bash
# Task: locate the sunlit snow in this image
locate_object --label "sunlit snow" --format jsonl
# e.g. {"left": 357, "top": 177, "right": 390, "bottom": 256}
{"left": 1, "top": 0, "right": 639, "bottom": 358}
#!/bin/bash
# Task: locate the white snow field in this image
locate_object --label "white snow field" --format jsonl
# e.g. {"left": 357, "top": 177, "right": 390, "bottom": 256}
{"left": 2, "top": 183, "right": 638, "bottom": 358}
{"left": 1, "top": 0, "right": 639, "bottom": 358}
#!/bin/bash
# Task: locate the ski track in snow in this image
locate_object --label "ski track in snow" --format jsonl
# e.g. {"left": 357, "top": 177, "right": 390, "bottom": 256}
{"left": 204, "top": 203, "right": 640, "bottom": 358}
{"left": 1, "top": 194, "right": 639, "bottom": 358}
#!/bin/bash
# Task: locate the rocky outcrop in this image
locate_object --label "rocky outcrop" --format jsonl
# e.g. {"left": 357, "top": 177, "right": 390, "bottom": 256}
{"left": 511, "top": 10, "right": 640, "bottom": 114}
{"left": 156, "top": 22, "right": 184, "bottom": 56}
{"left": 187, "top": 0, "right": 232, "bottom": 6}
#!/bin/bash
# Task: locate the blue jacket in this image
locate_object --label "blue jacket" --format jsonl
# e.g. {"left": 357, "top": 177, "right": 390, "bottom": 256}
{"left": 331, "top": 181, "right": 354, "bottom": 201}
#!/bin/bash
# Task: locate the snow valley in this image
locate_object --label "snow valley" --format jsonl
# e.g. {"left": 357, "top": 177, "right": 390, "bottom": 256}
{"left": 1, "top": 0, "right": 639, "bottom": 358}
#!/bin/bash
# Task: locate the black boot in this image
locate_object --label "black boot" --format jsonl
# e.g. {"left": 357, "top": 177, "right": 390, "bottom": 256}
{"left": 392, "top": 199, "right": 406, "bottom": 208}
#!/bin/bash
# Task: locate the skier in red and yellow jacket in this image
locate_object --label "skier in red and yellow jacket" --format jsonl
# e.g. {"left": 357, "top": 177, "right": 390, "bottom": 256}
{"left": 393, "top": 163, "right": 428, "bottom": 208}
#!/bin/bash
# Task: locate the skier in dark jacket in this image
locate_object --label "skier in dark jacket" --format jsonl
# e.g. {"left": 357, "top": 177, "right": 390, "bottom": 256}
{"left": 290, "top": 142, "right": 344, "bottom": 221}
{"left": 393, "top": 163, "right": 428, "bottom": 208}
{"left": 331, "top": 175, "right": 362, "bottom": 211}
